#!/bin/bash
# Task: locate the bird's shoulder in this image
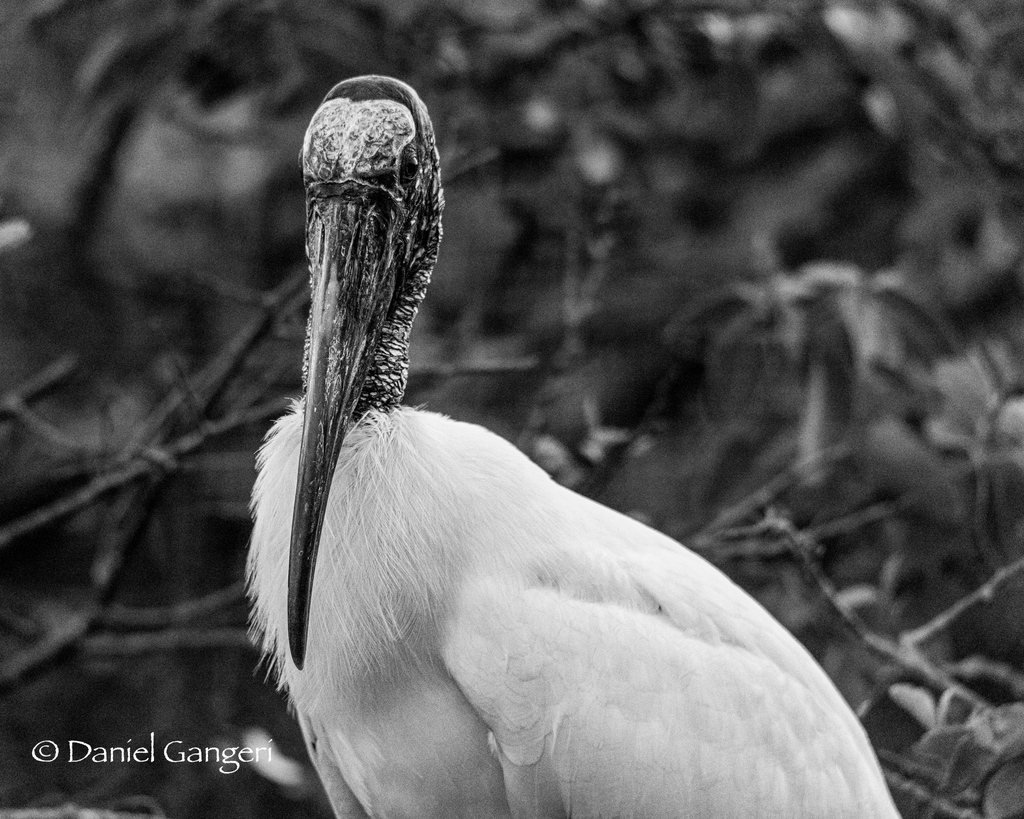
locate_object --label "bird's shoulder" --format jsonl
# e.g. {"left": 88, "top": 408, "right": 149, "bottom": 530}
{"left": 424, "top": 411, "right": 895, "bottom": 815}
{"left": 408, "top": 407, "right": 806, "bottom": 664}
{"left": 441, "top": 554, "right": 893, "bottom": 817}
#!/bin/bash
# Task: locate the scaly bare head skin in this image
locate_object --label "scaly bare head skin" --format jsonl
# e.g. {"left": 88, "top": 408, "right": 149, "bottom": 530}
{"left": 302, "top": 98, "right": 415, "bottom": 183}
{"left": 289, "top": 76, "right": 443, "bottom": 669}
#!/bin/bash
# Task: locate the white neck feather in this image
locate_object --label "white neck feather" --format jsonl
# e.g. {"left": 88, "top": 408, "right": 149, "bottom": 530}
{"left": 247, "top": 403, "right": 561, "bottom": 715}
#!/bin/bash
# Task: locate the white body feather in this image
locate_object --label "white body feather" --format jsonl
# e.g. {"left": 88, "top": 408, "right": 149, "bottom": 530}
{"left": 248, "top": 403, "right": 899, "bottom": 818}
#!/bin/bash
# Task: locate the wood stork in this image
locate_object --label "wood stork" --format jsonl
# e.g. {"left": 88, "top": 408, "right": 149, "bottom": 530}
{"left": 247, "top": 75, "right": 900, "bottom": 818}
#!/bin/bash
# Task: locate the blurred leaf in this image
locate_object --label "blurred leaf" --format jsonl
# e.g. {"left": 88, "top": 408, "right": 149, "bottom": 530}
{"left": 937, "top": 686, "right": 977, "bottom": 727}
{"left": 578, "top": 397, "right": 631, "bottom": 465}
{"left": 68, "top": 11, "right": 179, "bottom": 117}
{"left": 242, "top": 727, "right": 308, "bottom": 793}
{"left": 907, "top": 703, "right": 1024, "bottom": 806}
{"left": 859, "top": 416, "right": 966, "bottom": 524}
{"left": 913, "top": 723, "right": 990, "bottom": 794}
{"left": 75, "top": 27, "right": 137, "bottom": 99}
{"left": 796, "top": 362, "right": 829, "bottom": 480}
{"left": 832, "top": 582, "right": 879, "bottom": 615}
{"left": 870, "top": 272, "right": 960, "bottom": 361}
{"left": 862, "top": 683, "right": 930, "bottom": 753}
{"left": 572, "top": 123, "right": 622, "bottom": 186}
{"left": 969, "top": 703, "right": 1024, "bottom": 758}
{"left": 995, "top": 397, "right": 1024, "bottom": 447}
{"left": 822, "top": 4, "right": 911, "bottom": 55}
{"left": 863, "top": 84, "right": 900, "bottom": 138}
{"left": 0, "top": 218, "right": 31, "bottom": 253}
{"left": 926, "top": 356, "right": 996, "bottom": 449}
{"left": 662, "top": 285, "right": 759, "bottom": 360}
{"left": 528, "top": 433, "right": 586, "bottom": 489}
{"left": 984, "top": 757, "right": 1024, "bottom": 819}
{"left": 978, "top": 205, "right": 1020, "bottom": 273}
{"left": 890, "top": 682, "right": 937, "bottom": 729}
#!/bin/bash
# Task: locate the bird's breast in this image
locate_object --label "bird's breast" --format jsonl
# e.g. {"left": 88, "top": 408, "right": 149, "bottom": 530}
{"left": 305, "top": 671, "right": 511, "bottom": 819}
{"left": 248, "top": 404, "right": 552, "bottom": 703}
{"left": 249, "top": 405, "right": 898, "bottom": 818}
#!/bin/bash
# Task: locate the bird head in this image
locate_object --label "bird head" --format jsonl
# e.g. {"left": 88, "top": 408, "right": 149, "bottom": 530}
{"left": 289, "top": 76, "right": 443, "bottom": 670}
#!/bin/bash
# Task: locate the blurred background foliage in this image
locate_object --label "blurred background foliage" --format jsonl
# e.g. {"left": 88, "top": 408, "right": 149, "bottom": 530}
{"left": 3, "top": 0, "right": 1024, "bottom": 816}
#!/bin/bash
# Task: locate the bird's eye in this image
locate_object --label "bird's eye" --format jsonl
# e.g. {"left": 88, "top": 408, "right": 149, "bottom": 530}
{"left": 400, "top": 149, "right": 419, "bottom": 184}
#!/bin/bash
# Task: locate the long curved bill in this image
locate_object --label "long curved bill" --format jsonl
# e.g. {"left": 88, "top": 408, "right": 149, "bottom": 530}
{"left": 288, "top": 193, "right": 395, "bottom": 669}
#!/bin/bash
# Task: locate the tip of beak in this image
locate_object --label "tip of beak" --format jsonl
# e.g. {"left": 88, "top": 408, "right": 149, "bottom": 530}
{"left": 288, "top": 513, "right": 317, "bottom": 673}
{"left": 287, "top": 540, "right": 314, "bottom": 671}
{"left": 289, "top": 634, "right": 307, "bottom": 670}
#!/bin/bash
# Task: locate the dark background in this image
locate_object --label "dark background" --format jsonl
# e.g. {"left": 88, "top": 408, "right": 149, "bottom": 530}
{"left": 2, "top": 1, "right": 1024, "bottom": 817}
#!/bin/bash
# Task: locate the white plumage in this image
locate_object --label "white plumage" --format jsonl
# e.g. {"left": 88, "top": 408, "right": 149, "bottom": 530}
{"left": 249, "top": 404, "right": 899, "bottom": 817}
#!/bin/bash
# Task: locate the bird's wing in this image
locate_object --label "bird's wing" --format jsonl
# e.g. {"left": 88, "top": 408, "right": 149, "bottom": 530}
{"left": 298, "top": 713, "right": 370, "bottom": 819}
{"left": 443, "top": 495, "right": 896, "bottom": 819}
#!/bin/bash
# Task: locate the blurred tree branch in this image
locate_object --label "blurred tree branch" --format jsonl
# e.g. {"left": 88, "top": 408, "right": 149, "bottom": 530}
{"left": 947, "top": 655, "right": 1024, "bottom": 700}
{"left": 903, "top": 552, "right": 1024, "bottom": 647}
{"left": 700, "top": 443, "right": 853, "bottom": 533}
{"left": 0, "top": 269, "right": 311, "bottom": 697}
{"left": 766, "top": 510, "right": 990, "bottom": 708}
{"left": 0, "top": 806, "right": 164, "bottom": 819}
{"left": 0, "top": 355, "right": 77, "bottom": 418}
{"left": 0, "top": 270, "right": 309, "bottom": 553}
{"left": 98, "top": 582, "right": 245, "bottom": 630}
{"left": 0, "top": 355, "right": 84, "bottom": 451}
{"left": 0, "top": 397, "right": 286, "bottom": 554}
{"left": 82, "top": 627, "right": 253, "bottom": 656}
